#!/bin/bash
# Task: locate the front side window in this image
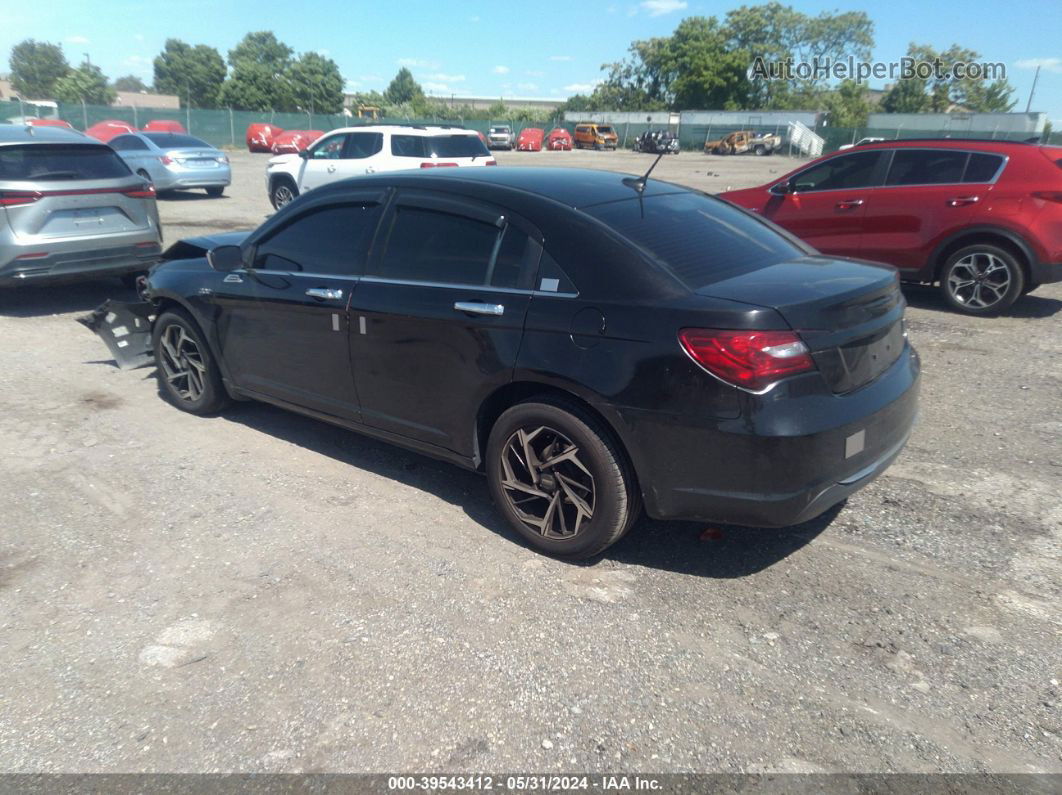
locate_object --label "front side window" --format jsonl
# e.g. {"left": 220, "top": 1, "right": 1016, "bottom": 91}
{"left": 309, "top": 135, "right": 347, "bottom": 160}
{"left": 371, "top": 206, "right": 500, "bottom": 285}
{"left": 886, "top": 149, "right": 968, "bottom": 185}
{"left": 345, "top": 133, "right": 383, "bottom": 159}
{"left": 792, "top": 151, "right": 882, "bottom": 192}
{"left": 254, "top": 203, "right": 381, "bottom": 276}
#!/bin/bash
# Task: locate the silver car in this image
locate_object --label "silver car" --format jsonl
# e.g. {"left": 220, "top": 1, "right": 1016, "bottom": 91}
{"left": 488, "top": 125, "right": 514, "bottom": 150}
{"left": 0, "top": 124, "right": 162, "bottom": 286}
{"left": 109, "top": 132, "right": 231, "bottom": 197}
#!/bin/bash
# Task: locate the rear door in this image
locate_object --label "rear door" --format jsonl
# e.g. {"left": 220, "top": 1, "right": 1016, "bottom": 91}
{"left": 348, "top": 191, "right": 537, "bottom": 456}
{"left": 224, "top": 191, "right": 387, "bottom": 420}
{"left": 760, "top": 150, "right": 886, "bottom": 257}
{"left": 858, "top": 148, "right": 1004, "bottom": 273}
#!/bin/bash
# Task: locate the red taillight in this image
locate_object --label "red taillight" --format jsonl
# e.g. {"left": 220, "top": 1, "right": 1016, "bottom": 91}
{"left": 485, "top": 159, "right": 498, "bottom": 166}
{"left": 678, "top": 328, "right": 815, "bottom": 392}
{"left": 159, "top": 156, "right": 173, "bottom": 165}
{"left": 1032, "top": 191, "right": 1062, "bottom": 204}
{"left": 123, "top": 184, "right": 156, "bottom": 199}
{"left": 0, "top": 190, "right": 43, "bottom": 207}
{"left": 419, "top": 161, "right": 459, "bottom": 168}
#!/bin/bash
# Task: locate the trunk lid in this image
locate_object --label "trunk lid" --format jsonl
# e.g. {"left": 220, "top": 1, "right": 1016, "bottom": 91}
{"left": 699, "top": 256, "right": 906, "bottom": 393}
{"left": 164, "top": 148, "right": 223, "bottom": 169}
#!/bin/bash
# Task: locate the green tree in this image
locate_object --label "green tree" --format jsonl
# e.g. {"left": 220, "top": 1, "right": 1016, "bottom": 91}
{"left": 285, "top": 52, "right": 344, "bottom": 114}
{"left": 113, "top": 74, "right": 148, "bottom": 92}
{"left": 821, "top": 79, "right": 872, "bottom": 127}
{"left": 220, "top": 32, "right": 294, "bottom": 111}
{"left": 153, "top": 39, "right": 226, "bottom": 108}
{"left": 883, "top": 43, "right": 1016, "bottom": 114}
{"left": 53, "top": 63, "right": 115, "bottom": 105}
{"left": 9, "top": 39, "right": 70, "bottom": 99}
{"left": 384, "top": 68, "right": 424, "bottom": 107}
{"left": 880, "top": 76, "right": 930, "bottom": 113}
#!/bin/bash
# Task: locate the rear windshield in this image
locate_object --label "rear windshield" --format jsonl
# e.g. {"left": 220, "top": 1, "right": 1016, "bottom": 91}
{"left": 586, "top": 192, "right": 803, "bottom": 288}
{"left": 142, "top": 133, "right": 211, "bottom": 149}
{"left": 431, "top": 134, "right": 490, "bottom": 158}
{"left": 0, "top": 143, "right": 131, "bottom": 181}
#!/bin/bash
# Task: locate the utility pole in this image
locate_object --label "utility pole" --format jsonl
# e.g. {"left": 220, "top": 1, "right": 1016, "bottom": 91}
{"left": 1025, "top": 65, "right": 1041, "bottom": 113}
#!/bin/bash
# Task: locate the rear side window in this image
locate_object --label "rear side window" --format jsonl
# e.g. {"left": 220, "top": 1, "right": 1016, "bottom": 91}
{"left": 141, "top": 133, "right": 211, "bottom": 148}
{"left": 373, "top": 207, "right": 499, "bottom": 285}
{"left": 792, "top": 151, "right": 881, "bottom": 192}
{"left": 963, "top": 152, "right": 1005, "bottom": 183}
{"left": 430, "top": 134, "right": 490, "bottom": 158}
{"left": 109, "top": 135, "right": 150, "bottom": 152}
{"left": 487, "top": 226, "right": 532, "bottom": 289}
{"left": 0, "top": 144, "right": 131, "bottom": 181}
{"left": 254, "top": 203, "right": 381, "bottom": 275}
{"left": 391, "top": 135, "right": 429, "bottom": 158}
{"left": 586, "top": 192, "right": 803, "bottom": 289}
{"left": 886, "top": 149, "right": 968, "bottom": 185}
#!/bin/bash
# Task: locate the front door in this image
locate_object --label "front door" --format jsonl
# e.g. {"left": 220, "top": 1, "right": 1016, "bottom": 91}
{"left": 348, "top": 191, "right": 538, "bottom": 458}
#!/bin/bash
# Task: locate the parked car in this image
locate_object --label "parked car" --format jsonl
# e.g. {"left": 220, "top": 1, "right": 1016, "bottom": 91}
{"left": 574, "top": 122, "right": 618, "bottom": 150}
{"left": 23, "top": 118, "right": 74, "bottom": 129}
{"left": 705, "top": 130, "right": 781, "bottom": 156}
{"left": 720, "top": 138, "right": 1062, "bottom": 315}
{"left": 271, "top": 130, "right": 325, "bottom": 155}
{"left": 547, "top": 128, "right": 572, "bottom": 151}
{"left": 246, "top": 123, "right": 283, "bottom": 153}
{"left": 516, "top": 128, "right": 544, "bottom": 152}
{"left": 83, "top": 167, "right": 918, "bottom": 558}
{"left": 142, "top": 120, "right": 187, "bottom": 134}
{"left": 85, "top": 120, "right": 137, "bottom": 143}
{"left": 0, "top": 124, "right": 161, "bottom": 286}
{"left": 108, "top": 132, "right": 231, "bottom": 197}
{"left": 838, "top": 137, "right": 885, "bottom": 151}
{"left": 265, "top": 124, "right": 496, "bottom": 209}
{"left": 632, "top": 129, "right": 680, "bottom": 155}
{"left": 488, "top": 125, "right": 514, "bottom": 150}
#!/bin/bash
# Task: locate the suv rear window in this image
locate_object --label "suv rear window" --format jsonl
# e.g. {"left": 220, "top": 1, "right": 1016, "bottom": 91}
{"left": 0, "top": 143, "right": 131, "bottom": 181}
{"left": 586, "top": 192, "right": 803, "bottom": 288}
{"left": 141, "top": 133, "right": 211, "bottom": 149}
{"left": 963, "top": 152, "right": 1005, "bottom": 182}
{"left": 431, "top": 134, "right": 489, "bottom": 158}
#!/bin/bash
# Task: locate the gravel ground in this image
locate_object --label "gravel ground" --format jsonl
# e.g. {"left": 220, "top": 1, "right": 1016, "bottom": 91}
{"left": 0, "top": 148, "right": 1060, "bottom": 774}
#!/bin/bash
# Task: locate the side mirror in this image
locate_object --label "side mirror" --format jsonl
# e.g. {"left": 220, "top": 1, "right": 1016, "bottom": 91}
{"left": 769, "top": 181, "right": 792, "bottom": 196}
{"left": 298, "top": 149, "right": 311, "bottom": 160}
{"left": 207, "top": 244, "right": 244, "bottom": 272}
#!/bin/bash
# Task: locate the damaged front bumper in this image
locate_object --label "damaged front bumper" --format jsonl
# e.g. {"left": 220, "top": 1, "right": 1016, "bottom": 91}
{"left": 77, "top": 300, "right": 156, "bottom": 370}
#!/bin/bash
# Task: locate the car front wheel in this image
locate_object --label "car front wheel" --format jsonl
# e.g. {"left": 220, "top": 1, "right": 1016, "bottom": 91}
{"left": 941, "top": 244, "right": 1025, "bottom": 315}
{"left": 270, "top": 179, "right": 298, "bottom": 209}
{"left": 152, "top": 310, "right": 229, "bottom": 415}
{"left": 206, "top": 186, "right": 225, "bottom": 197}
{"left": 487, "top": 398, "right": 640, "bottom": 559}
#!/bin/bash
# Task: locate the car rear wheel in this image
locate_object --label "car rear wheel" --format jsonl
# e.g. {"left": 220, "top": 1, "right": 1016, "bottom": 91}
{"left": 270, "top": 179, "right": 298, "bottom": 210}
{"left": 941, "top": 244, "right": 1025, "bottom": 315}
{"left": 152, "top": 310, "right": 229, "bottom": 415}
{"left": 206, "top": 186, "right": 224, "bottom": 197}
{"left": 487, "top": 399, "right": 640, "bottom": 559}
{"left": 754, "top": 145, "right": 767, "bottom": 155}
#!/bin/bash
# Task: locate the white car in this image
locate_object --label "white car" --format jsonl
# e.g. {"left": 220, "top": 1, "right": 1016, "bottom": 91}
{"left": 265, "top": 125, "right": 496, "bottom": 208}
{"left": 838, "top": 136, "right": 885, "bottom": 151}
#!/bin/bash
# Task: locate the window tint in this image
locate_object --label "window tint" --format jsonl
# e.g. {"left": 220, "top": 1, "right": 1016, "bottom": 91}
{"left": 586, "top": 192, "right": 803, "bottom": 289}
{"left": 345, "top": 132, "right": 382, "bottom": 159}
{"left": 886, "top": 149, "right": 968, "bottom": 185}
{"left": 793, "top": 151, "right": 881, "bottom": 192}
{"left": 309, "top": 135, "right": 346, "bottom": 159}
{"left": 110, "top": 135, "right": 149, "bottom": 152}
{"left": 373, "top": 207, "right": 499, "bottom": 285}
{"left": 430, "top": 134, "right": 490, "bottom": 158}
{"left": 254, "top": 204, "right": 380, "bottom": 275}
{"left": 963, "top": 152, "right": 1005, "bottom": 183}
{"left": 141, "top": 133, "right": 211, "bottom": 149}
{"left": 391, "top": 135, "right": 428, "bottom": 158}
{"left": 597, "top": 126, "right": 614, "bottom": 134}
{"left": 488, "top": 227, "right": 531, "bottom": 289}
{"left": 0, "top": 144, "right": 131, "bottom": 181}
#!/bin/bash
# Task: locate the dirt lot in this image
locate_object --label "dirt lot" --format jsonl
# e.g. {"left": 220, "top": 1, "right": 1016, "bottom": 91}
{"left": 1, "top": 149, "right": 1060, "bottom": 774}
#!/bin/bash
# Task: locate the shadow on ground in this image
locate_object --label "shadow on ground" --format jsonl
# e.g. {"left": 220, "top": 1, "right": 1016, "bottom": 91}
{"left": 902, "top": 283, "right": 1062, "bottom": 319}
{"left": 219, "top": 399, "right": 830, "bottom": 578}
{"left": 0, "top": 279, "right": 132, "bottom": 318}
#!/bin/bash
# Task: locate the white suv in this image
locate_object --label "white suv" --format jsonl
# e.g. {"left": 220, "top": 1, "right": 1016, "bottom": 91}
{"left": 265, "top": 125, "right": 496, "bottom": 208}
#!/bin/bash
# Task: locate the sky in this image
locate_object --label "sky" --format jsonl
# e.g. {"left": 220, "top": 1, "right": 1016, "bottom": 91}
{"left": 2, "top": 0, "right": 1061, "bottom": 121}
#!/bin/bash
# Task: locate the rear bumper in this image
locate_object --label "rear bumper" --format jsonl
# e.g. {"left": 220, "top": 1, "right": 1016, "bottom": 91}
{"left": 1030, "top": 260, "right": 1062, "bottom": 285}
{"left": 622, "top": 345, "right": 921, "bottom": 527}
{"left": 155, "top": 166, "right": 231, "bottom": 190}
{"left": 0, "top": 239, "right": 161, "bottom": 285}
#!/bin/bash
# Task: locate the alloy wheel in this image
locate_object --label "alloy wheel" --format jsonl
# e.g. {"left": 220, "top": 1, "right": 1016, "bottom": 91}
{"left": 499, "top": 425, "right": 595, "bottom": 540}
{"left": 947, "top": 252, "right": 1012, "bottom": 310}
{"left": 158, "top": 324, "right": 207, "bottom": 402}
{"left": 273, "top": 184, "right": 295, "bottom": 208}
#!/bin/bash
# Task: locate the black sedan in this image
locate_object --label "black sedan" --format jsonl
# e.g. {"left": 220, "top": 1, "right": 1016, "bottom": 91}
{"left": 84, "top": 167, "right": 920, "bottom": 558}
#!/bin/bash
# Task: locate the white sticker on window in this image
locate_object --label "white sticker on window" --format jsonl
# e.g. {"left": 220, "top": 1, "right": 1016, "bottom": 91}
{"left": 540, "top": 277, "right": 560, "bottom": 292}
{"left": 332, "top": 313, "right": 340, "bottom": 332}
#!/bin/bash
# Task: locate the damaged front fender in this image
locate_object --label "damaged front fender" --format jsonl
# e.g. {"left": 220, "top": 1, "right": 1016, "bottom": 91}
{"left": 77, "top": 300, "right": 156, "bottom": 370}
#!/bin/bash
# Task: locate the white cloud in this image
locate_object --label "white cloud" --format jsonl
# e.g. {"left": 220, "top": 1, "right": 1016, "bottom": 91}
{"left": 517, "top": 82, "right": 539, "bottom": 93}
{"left": 493, "top": 65, "right": 510, "bottom": 75}
{"left": 525, "top": 69, "right": 545, "bottom": 78}
{"left": 1015, "top": 57, "right": 1062, "bottom": 74}
{"left": 640, "top": 0, "right": 686, "bottom": 15}
{"left": 359, "top": 74, "right": 384, "bottom": 83}
{"left": 422, "top": 82, "right": 451, "bottom": 93}
{"left": 548, "top": 55, "right": 573, "bottom": 62}
{"left": 564, "top": 81, "right": 601, "bottom": 93}
{"left": 426, "top": 72, "right": 465, "bottom": 83}
{"left": 66, "top": 35, "right": 89, "bottom": 44}
{"left": 397, "top": 57, "right": 440, "bottom": 70}
{"left": 316, "top": 48, "right": 331, "bottom": 57}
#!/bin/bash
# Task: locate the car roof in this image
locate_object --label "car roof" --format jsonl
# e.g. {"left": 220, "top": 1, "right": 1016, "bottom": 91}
{"left": 0, "top": 124, "right": 90, "bottom": 145}
{"left": 852, "top": 137, "right": 1048, "bottom": 153}
{"left": 327, "top": 125, "right": 477, "bottom": 137}
{"left": 320, "top": 166, "right": 691, "bottom": 209}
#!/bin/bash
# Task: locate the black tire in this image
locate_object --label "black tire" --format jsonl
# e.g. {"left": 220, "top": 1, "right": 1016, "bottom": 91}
{"left": 270, "top": 178, "right": 298, "bottom": 210}
{"left": 206, "top": 186, "right": 225, "bottom": 197}
{"left": 753, "top": 145, "right": 766, "bottom": 156}
{"left": 940, "top": 243, "right": 1025, "bottom": 316}
{"left": 486, "top": 398, "right": 641, "bottom": 559}
{"left": 152, "top": 310, "right": 230, "bottom": 415}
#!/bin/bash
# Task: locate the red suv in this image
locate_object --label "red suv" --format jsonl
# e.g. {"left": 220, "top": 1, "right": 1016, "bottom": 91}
{"left": 721, "top": 139, "right": 1062, "bottom": 314}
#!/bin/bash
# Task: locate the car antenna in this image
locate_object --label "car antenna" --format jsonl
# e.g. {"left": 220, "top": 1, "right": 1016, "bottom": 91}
{"left": 623, "top": 152, "right": 664, "bottom": 194}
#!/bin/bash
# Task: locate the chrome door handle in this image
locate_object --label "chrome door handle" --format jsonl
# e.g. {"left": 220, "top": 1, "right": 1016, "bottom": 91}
{"left": 947, "top": 196, "right": 980, "bottom": 207}
{"left": 306, "top": 287, "right": 344, "bottom": 300}
{"left": 835, "top": 198, "right": 864, "bottom": 209}
{"left": 454, "top": 301, "right": 504, "bottom": 316}
{"left": 327, "top": 165, "right": 337, "bottom": 173}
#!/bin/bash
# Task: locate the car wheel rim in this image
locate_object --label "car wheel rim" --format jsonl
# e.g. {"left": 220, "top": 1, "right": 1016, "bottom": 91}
{"left": 499, "top": 425, "right": 595, "bottom": 541}
{"left": 274, "top": 186, "right": 294, "bottom": 207}
{"left": 159, "top": 324, "right": 206, "bottom": 402}
{"left": 947, "top": 252, "right": 1011, "bottom": 309}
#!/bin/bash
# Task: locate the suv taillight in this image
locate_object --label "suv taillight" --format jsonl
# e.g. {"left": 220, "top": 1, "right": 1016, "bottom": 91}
{"left": 678, "top": 328, "right": 815, "bottom": 392}
{"left": 0, "top": 190, "right": 43, "bottom": 207}
{"left": 123, "top": 184, "right": 157, "bottom": 199}
{"left": 420, "top": 162, "right": 459, "bottom": 168}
